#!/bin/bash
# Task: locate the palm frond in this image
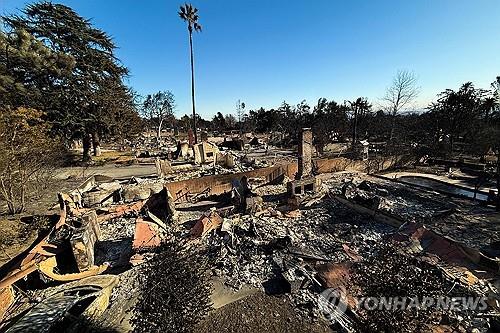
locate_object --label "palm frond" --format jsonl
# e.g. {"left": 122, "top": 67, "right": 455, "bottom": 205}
{"left": 179, "top": 3, "right": 202, "bottom": 32}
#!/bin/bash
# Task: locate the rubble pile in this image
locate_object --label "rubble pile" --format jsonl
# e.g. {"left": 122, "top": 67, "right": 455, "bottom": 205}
{"left": 350, "top": 243, "right": 485, "bottom": 332}
{"left": 94, "top": 217, "right": 135, "bottom": 266}
{"left": 206, "top": 200, "right": 390, "bottom": 284}
{"left": 132, "top": 134, "right": 177, "bottom": 158}
{"left": 339, "top": 176, "right": 500, "bottom": 250}
{"left": 196, "top": 198, "right": 394, "bottom": 321}
{"left": 340, "top": 178, "right": 455, "bottom": 220}
{"left": 2, "top": 129, "right": 500, "bottom": 333}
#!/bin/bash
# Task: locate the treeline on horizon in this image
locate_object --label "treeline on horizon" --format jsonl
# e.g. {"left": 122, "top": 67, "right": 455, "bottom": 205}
{"left": 1, "top": 1, "right": 499, "bottom": 162}
{"left": 157, "top": 77, "right": 500, "bottom": 159}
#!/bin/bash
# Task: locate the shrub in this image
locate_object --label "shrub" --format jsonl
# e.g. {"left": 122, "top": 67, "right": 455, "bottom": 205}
{"left": 0, "top": 107, "right": 64, "bottom": 214}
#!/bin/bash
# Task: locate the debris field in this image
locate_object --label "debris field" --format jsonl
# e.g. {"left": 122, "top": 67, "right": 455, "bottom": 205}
{"left": 1, "top": 129, "right": 499, "bottom": 333}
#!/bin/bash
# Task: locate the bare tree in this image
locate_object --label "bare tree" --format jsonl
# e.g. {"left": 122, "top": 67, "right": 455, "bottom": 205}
{"left": 382, "top": 70, "right": 419, "bottom": 140}
{"left": 142, "top": 91, "right": 175, "bottom": 145}
{"left": 225, "top": 114, "right": 237, "bottom": 129}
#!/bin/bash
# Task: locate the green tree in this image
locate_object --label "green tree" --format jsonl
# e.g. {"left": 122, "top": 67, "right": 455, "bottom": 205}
{"left": 348, "top": 97, "right": 372, "bottom": 149}
{"left": 489, "top": 76, "right": 500, "bottom": 211}
{"left": 225, "top": 114, "right": 237, "bottom": 129}
{"left": 313, "top": 98, "right": 349, "bottom": 153}
{"left": 0, "top": 26, "right": 74, "bottom": 111}
{"left": 212, "top": 112, "right": 226, "bottom": 130}
{"left": 180, "top": 114, "right": 192, "bottom": 130}
{"left": 428, "top": 82, "right": 484, "bottom": 153}
{"left": 282, "top": 100, "right": 312, "bottom": 142}
{"left": 179, "top": 3, "right": 202, "bottom": 144}
{"left": 4, "top": 2, "right": 132, "bottom": 160}
{"left": 94, "top": 80, "right": 143, "bottom": 151}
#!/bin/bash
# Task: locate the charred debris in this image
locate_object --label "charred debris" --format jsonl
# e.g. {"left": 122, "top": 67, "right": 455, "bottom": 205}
{"left": 1, "top": 129, "right": 500, "bottom": 333}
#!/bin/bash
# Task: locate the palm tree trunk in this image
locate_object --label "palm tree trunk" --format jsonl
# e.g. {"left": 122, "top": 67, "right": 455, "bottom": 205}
{"left": 189, "top": 31, "right": 198, "bottom": 144}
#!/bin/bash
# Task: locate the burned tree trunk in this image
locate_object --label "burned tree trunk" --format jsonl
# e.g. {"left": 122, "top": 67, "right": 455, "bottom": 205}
{"left": 156, "top": 118, "right": 164, "bottom": 147}
{"left": 82, "top": 133, "right": 92, "bottom": 162}
{"left": 352, "top": 108, "right": 358, "bottom": 151}
{"left": 389, "top": 111, "right": 396, "bottom": 141}
{"left": 92, "top": 132, "right": 101, "bottom": 157}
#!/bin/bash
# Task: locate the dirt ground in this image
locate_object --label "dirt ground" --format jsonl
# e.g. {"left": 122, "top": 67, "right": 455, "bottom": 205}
{"left": 0, "top": 174, "right": 84, "bottom": 266}
{"left": 0, "top": 217, "right": 38, "bottom": 267}
{"left": 0, "top": 155, "right": 149, "bottom": 266}
{"left": 0, "top": 177, "right": 83, "bottom": 217}
{"left": 194, "top": 292, "right": 332, "bottom": 333}
{"left": 0, "top": 167, "right": 100, "bottom": 269}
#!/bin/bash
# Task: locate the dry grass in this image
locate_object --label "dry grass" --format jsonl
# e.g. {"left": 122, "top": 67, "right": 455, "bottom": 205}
{"left": 93, "top": 150, "right": 135, "bottom": 163}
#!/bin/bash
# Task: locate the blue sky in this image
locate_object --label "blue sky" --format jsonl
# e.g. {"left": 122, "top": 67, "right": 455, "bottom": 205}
{"left": 1, "top": 0, "right": 499, "bottom": 118}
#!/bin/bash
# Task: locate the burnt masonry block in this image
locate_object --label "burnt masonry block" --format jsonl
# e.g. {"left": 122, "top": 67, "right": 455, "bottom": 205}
{"left": 81, "top": 210, "right": 101, "bottom": 240}
{"left": 70, "top": 227, "right": 96, "bottom": 272}
{"left": 287, "top": 176, "right": 319, "bottom": 196}
{"left": 245, "top": 196, "right": 263, "bottom": 214}
{"left": 70, "top": 211, "right": 100, "bottom": 272}
{"left": 132, "top": 218, "right": 163, "bottom": 250}
{"left": 297, "top": 128, "right": 313, "bottom": 179}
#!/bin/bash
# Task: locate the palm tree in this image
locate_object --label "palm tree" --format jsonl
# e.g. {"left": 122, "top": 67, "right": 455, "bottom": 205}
{"left": 179, "top": 3, "right": 202, "bottom": 144}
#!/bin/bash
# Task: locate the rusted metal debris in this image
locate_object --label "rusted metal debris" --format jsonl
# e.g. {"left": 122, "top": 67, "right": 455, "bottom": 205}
{"left": 0, "top": 192, "right": 111, "bottom": 324}
{"left": 96, "top": 200, "right": 145, "bottom": 223}
{"left": 132, "top": 217, "right": 165, "bottom": 250}
{"left": 0, "top": 194, "right": 71, "bottom": 289}
{"left": 190, "top": 210, "right": 223, "bottom": 238}
{"left": 38, "top": 257, "right": 108, "bottom": 282}
{"left": 0, "top": 287, "right": 14, "bottom": 323}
